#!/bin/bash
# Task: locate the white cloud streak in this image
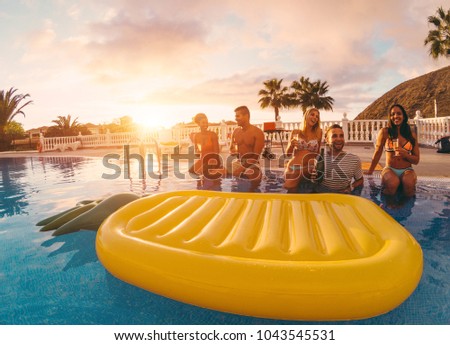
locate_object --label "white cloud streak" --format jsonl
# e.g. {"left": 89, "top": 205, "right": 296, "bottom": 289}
{"left": 2, "top": 0, "right": 448, "bottom": 128}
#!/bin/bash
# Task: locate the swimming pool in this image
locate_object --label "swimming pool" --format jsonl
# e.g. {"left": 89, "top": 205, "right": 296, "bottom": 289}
{"left": 1, "top": 156, "right": 449, "bottom": 324}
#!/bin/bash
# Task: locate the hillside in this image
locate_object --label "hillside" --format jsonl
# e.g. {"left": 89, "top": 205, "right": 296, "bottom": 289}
{"left": 356, "top": 65, "right": 450, "bottom": 120}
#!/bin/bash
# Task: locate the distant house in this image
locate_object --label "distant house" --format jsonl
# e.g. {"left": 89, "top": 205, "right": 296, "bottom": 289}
{"left": 85, "top": 123, "right": 102, "bottom": 135}
{"left": 10, "top": 126, "right": 48, "bottom": 148}
{"left": 26, "top": 127, "right": 49, "bottom": 140}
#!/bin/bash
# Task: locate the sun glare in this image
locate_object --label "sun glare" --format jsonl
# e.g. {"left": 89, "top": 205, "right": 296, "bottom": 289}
{"left": 131, "top": 107, "right": 180, "bottom": 130}
{"left": 131, "top": 104, "right": 223, "bottom": 130}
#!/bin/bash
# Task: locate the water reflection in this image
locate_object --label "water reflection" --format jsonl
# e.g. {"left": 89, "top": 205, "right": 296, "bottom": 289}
{"left": 196, "top": 176, "right": 222, "bottom": 191}
{"left": 230, "top": 177, "right": 261, "bottom": 193}
{"left": 0, "top": 158, "right": 29, "bottom": 218}
{"left": 380, "top": 194, "right": 416, "bottom": 222}
{"left": 35, "top": 156, "right": 88, "bottom": 183}
{"left": 366, "top": 177, "right": 416, "bottom": 223}
{"left": 421, "top": 200, "right": 450, "bottom": 248}
{"left": 1, "top": 156, "right": 98, "bottom": 218}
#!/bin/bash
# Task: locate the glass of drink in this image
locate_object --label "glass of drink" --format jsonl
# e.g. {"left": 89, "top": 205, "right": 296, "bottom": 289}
{"left": 392, "top": 139, "right": 399, "bottom": 156}
{"left": 230, "top": 142, "right": 238, "bottom": 156}
{"left": 292, "top": 133, "right": 300, "bottom": 151}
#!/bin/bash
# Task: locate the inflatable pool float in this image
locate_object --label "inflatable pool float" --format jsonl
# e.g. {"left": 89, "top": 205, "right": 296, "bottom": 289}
{"left": 37, "top": 193, "right": 140, "bottom": 236}
{"left": 96, "top": 190, "right": 423, "bottom": 320}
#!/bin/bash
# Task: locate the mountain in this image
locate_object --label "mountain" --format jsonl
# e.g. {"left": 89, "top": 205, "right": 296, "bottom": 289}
{"left": 355, "top": 65, "right": 450, "bottom": 120}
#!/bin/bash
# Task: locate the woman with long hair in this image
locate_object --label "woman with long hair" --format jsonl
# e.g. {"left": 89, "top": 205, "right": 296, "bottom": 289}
{"left": 366, "top": 104, "right": 420, "bottom": 197}
{"left": 283, "top": 107, "right": 322, "bottom": 192}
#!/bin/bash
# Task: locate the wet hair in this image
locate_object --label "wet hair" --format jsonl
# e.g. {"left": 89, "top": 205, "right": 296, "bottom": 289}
{"left": 193, "top": 113, "right": 207, "bottom": 124}
{"left": 387, "top": 104, "right": 415, "bottom": 147}
{"left": 302, "top": 107, "right": 321, "bottom": 136}
{"left": 234, "top": 105, "right": 250, "bottom": 118}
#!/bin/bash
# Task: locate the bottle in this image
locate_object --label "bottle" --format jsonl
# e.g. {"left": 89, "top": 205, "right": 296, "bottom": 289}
{"left": 314, "top": 148, "right": 325, "bottom": 183}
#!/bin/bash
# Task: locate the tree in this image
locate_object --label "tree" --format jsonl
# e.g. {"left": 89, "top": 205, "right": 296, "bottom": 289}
{"left": 46, "top": 115, "right": 90, "bottom": 137}
{"left": 4, "top": 121, "right": 26, "bottom": 138}
{"left": 290, "top": 77, "right": 334, "bottom": 113}
{"left": 0, "top": 87, "right": 33, "bottom": 134}
{"left": 424, "top": 6, "right": 450, "bottom": 60}
{"left": 4, "top": 121, "right": 26, "bottom": 150}
{"left": 258, "top": 79, "right": 293, "bottom": 121}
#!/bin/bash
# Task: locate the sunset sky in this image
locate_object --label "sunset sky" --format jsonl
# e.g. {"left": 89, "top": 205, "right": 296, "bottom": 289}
{"left": 1, "top": 0, "right": 448, "bottom": 130}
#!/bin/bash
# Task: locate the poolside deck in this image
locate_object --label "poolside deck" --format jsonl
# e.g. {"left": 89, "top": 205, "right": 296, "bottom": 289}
{"left": 1, "top": 144, "right": 449, "bottom": 178}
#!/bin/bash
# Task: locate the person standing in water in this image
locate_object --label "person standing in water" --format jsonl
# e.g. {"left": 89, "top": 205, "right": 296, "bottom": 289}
{"left": 227, "top": 106, "right": 265, "bottom": 181}
{"left": 189, "top": 113, "right": 222, "bottom": 176}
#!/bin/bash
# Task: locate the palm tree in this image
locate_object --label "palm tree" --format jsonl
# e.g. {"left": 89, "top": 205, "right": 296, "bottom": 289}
{"left": 258, "top": 78, "right": 293, "bottom": 121}
{"left": 424, "top": 6, "right": 450, "bottom": 60}
{"left": 0, "top": 87, "right": 33, "bottom": 134}
{"left": 290, "top": 77, "right": 334, "bottom": 113}
{"left": 47, "top": 115, "right": 82, "bottom": 137}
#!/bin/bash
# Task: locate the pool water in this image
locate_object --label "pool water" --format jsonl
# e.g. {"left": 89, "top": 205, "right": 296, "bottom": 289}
{"left": 0, "top": 156, "right": 449, "bottom": 325}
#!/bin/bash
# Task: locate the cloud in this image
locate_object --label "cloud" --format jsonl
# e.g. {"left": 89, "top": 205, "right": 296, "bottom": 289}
{"left": 7, "top": 0, "right": 450, "bottom": 130}
{"left": 21, "top": 20, "right": 57, "bottom": 60}
{"left": 80, "top": 13, "right": 211, "bottom": 81}
{"left": 143, "top": 69, "right": 265, "bottom": 105}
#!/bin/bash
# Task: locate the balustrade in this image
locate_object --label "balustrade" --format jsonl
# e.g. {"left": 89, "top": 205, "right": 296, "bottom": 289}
{"left": 39, "top": 116, "right": 449, "bottom": 152}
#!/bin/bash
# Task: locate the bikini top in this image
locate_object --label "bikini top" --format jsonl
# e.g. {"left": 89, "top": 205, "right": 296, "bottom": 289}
{"left": 297, "top": 138, "right": 319, "bottom": 152}
{"left": 385, "top": 137, "right": 413, "bottom": 153}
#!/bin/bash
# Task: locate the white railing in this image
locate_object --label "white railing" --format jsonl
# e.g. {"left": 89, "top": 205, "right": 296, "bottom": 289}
{"left": 41, "top": 130, "right": 160, "bottom": 152}
{"left": 172, "top": 122, "right": 239, "bottom": 146}
{"left": 40, "top": 116, "right": 450, "bottom": 152}
{"left": 415, "top": 117, "right": 450, "bottom": 147}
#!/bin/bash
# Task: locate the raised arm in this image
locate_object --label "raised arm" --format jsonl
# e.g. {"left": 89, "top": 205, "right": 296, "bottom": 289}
{"left": 253, "top": 128, "right": 265, "bottom": 157}
{"left": 366, "top": 128, "right": 386, "bottom": 175}
{"left": 317, "top": 128, "right": 323, "bottom": 152}
{"left": 211, "top": 132, "right": 220, "bottom": 154}
{"left": 229, "top": 129, "right": 238, "bottom": 154}
{"left": 286, "top": 130, "right": 300, "bottom": 155}
{"left": 398, "top": 132, "right": 420, "bottom": 165}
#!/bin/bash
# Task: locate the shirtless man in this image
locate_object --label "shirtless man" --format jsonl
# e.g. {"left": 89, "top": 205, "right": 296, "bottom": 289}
{"left": 228, "top": 106, "right": 265, "bottom": 180}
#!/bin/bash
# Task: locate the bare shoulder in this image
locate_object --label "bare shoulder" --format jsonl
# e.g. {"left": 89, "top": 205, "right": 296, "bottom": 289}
{"left": 233, "top": 127, "right": 243, "bottom": 135}
{"left": 377, "top": 127, "right": 388, "bottom": 139}
{"left": 251, "top": 124, "right": 263, "bottom": 132}
{"left": 292, "top": 129, "right": 304, "bottom": 137}
{"left": 251, "top": 124, "right": 264, "bottom": 135}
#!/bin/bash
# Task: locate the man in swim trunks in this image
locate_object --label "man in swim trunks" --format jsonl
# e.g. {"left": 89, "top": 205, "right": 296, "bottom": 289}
{"left": 227, "top": 106, "right": 265, "bottom": 180}
{"left": 314, "top": 124, "right": 364, "bottom": 194}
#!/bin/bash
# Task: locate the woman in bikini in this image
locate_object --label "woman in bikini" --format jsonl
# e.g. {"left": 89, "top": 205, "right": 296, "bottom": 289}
{"left": 189, "top": 113, "right": 222, "bottom": 177}
{"left": 366, "top": 104, "right": 420, "bottom": 197}
{"left": 283, "top": 107, "right": 322, "bottom": 192}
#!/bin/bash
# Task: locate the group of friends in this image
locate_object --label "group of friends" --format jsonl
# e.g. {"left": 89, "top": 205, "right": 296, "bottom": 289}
{"left": 188, "top": 104, "right": 420, "bottom": 197}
